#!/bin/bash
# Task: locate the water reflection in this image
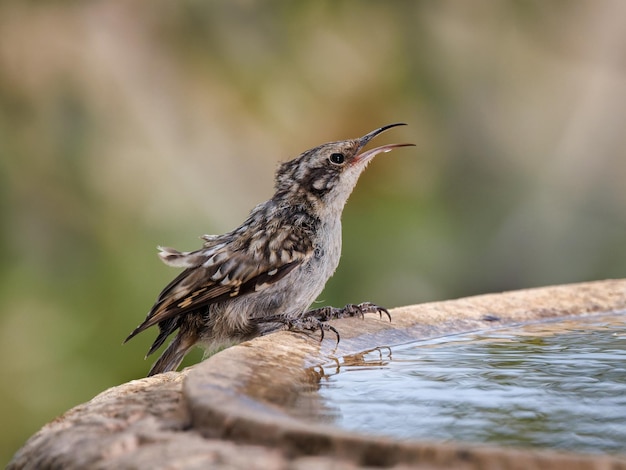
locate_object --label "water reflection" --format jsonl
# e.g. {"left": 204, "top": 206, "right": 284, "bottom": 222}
{"left": 307, "top": 314, "right": 626, "bottom": 454}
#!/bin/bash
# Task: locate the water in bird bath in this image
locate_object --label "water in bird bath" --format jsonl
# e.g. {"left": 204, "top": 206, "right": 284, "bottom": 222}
{"left": 302, "top": 312, "right": 626, "bottom": 454}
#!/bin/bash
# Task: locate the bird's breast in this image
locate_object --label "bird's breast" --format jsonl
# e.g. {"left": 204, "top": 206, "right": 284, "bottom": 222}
{"left": 310, "top": 214, "right": 341, "bottom": 267}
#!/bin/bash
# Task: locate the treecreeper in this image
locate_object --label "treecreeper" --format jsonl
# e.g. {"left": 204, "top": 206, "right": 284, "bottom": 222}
{"left": 125, "top": 123, "right": 414, "bottom": 376}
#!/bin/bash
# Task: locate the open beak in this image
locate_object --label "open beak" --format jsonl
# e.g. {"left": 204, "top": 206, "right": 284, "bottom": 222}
{"left": 353, "top": 123, "right": 415, "bottom": 164}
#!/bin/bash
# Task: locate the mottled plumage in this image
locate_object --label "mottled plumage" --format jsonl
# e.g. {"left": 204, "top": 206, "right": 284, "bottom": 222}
{"left": 125, "top": 123, "right": 413, "bottom": 375}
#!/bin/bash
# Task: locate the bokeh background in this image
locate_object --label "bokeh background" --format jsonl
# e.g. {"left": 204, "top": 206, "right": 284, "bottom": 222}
{"left": 2, "top": 1, "right": 626, "bottom": 463}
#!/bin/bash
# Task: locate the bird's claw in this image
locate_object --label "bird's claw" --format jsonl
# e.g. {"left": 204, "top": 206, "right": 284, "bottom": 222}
{"left": 287, "top": 317, "right": 341, "bottom": 345}
{"left": 334, "top": 302, "right": 391, "bottom": 322}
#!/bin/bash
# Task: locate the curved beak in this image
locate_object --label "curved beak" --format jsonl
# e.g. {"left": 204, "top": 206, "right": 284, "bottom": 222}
{"left": 359, "top": 123, "right": 407, "bottom": 146}
{"left": 353, "top": 123, "right": 415, "bottom": 164}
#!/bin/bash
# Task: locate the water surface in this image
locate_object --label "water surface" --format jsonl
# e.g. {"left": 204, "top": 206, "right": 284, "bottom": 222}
{"left": 311, "top": 313, "right": 626, "bottom": 454}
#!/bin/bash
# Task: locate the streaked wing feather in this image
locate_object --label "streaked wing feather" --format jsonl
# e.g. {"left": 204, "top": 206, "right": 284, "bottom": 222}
{"left": 125, "top": 230, "right": 312, "bottom": 342}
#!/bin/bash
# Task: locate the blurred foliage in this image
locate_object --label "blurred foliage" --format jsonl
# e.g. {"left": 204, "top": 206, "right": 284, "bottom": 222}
{"left": 2, "top": 0, "right": 626, "bottom": 464}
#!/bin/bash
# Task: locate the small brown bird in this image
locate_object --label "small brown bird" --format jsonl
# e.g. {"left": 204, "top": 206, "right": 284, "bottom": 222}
{"left": 125, "top": 123, "right": 413, "bottom": 376}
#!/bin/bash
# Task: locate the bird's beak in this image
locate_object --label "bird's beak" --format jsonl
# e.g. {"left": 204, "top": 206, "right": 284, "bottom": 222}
{"left": 353, "top": 123, "right": 415, "bottom": 164}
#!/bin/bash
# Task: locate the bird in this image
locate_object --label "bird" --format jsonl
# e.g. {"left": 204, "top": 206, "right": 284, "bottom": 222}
{"left": 124, "top": 123, "right": 414, "bottom": 376}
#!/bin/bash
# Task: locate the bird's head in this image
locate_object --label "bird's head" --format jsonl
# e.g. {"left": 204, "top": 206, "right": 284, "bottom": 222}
{"left": 275, "top": 123, "right": 414, "bottom": 214}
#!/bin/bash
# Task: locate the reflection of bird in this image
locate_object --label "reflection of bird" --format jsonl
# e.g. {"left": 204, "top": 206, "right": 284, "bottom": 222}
{"left": 125, "top": 123, "right": 414, "bottom": 376}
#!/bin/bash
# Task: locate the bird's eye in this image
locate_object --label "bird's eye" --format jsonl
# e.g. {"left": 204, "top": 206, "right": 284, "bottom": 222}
{"left": 329, "top": 153, "right": 345, "bottom": 165}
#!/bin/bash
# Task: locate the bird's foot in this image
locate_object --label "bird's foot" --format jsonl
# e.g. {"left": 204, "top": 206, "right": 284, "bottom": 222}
{"left": 307, "top": 302, "right": 391, "bottom": 323}
{"left": 285, "top": 316, "right": 342, "bottom": 343}
{"left": 286, "top": 302, "right": 391, "bottom": 344}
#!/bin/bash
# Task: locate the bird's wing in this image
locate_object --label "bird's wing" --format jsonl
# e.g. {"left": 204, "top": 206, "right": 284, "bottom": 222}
{"left": 124, "top": 225, "right": 314, "bottom": 344}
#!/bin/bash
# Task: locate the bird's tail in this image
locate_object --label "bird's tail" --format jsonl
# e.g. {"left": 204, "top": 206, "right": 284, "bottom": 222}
{"left": 148, "top": 332, "right": 196, "bottom": 376}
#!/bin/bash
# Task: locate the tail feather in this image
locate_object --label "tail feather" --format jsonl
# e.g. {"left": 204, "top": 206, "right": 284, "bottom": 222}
{"left": 146, "top": 318, "right": 179, "bottom": 357}
{"left": 148, "top": 332, "right": 196, "bottom": 376}
{"left": 158, "top": 246, "right": 205, "bottom": 268}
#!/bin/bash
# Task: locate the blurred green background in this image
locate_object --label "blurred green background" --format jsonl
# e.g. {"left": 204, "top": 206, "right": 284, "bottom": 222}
{"left": 2, "top": 0, "right": 626, "bottom": 463}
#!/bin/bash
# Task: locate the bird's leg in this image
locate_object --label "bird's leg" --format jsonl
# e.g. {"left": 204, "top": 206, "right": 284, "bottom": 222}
{"left": 284, "top": 316, "right": 342, "bottom": 342}
{"left": 255, "top": 302, "right": 391, "bottom": 344}
{"left": 304, "top": 302, "right": 392, "bottom": 323}
{"left": 255, "top": 313, "right": 340, "bottom": 339}
{"left": 276, "top": 302, "right": 391, "bottom": 344}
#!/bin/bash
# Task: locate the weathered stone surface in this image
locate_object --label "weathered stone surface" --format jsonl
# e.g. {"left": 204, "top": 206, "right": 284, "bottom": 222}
{"left": 9, "top": 279, "right": 626, "bottom": 469}
{"left": 7, "top": 373, "right": 292, "bottom": 470}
